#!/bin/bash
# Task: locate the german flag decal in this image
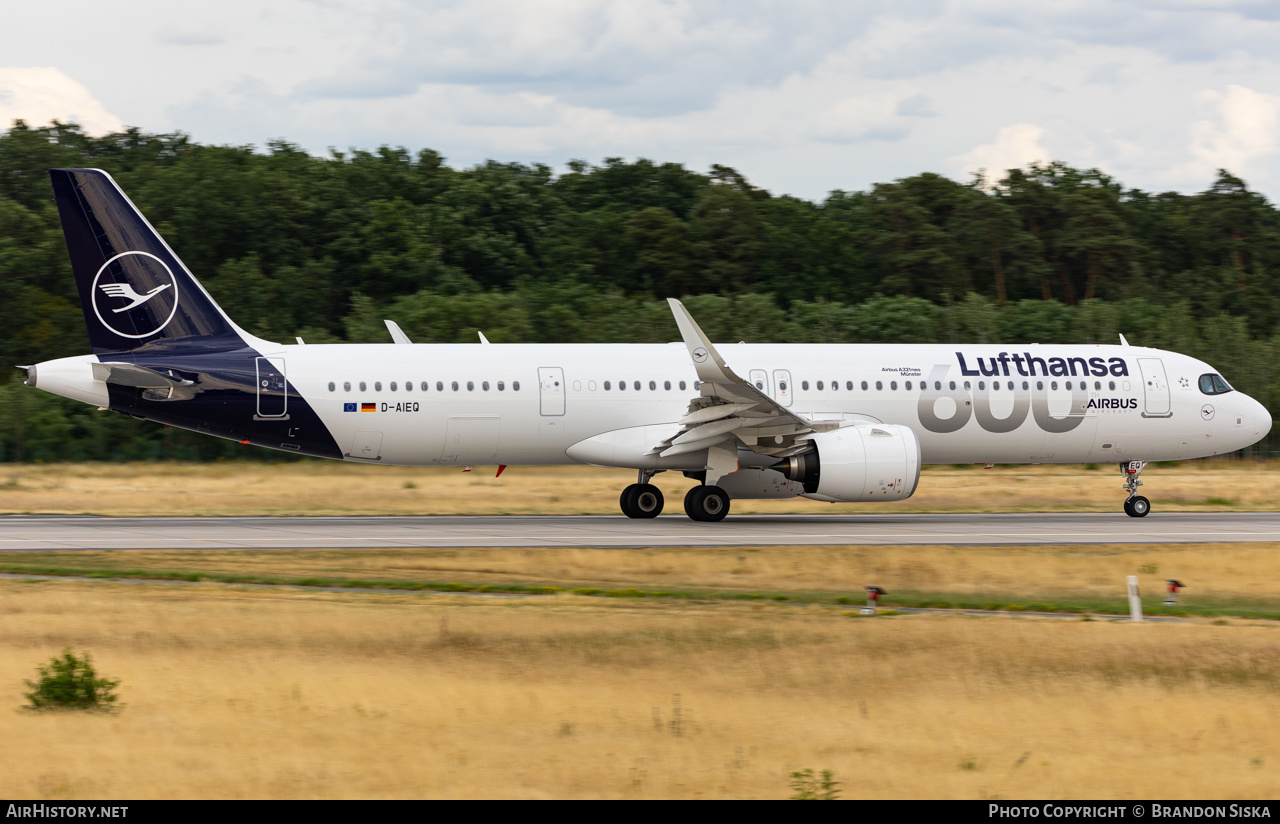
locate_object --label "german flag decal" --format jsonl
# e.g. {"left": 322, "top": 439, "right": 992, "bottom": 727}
{"left": 361, "top": 402, "right": 376, "bottom": 412}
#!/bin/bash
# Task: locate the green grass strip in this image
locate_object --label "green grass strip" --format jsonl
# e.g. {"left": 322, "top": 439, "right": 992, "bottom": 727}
{"left": 2, "top": 563, "right": 1279, "bottom": 620}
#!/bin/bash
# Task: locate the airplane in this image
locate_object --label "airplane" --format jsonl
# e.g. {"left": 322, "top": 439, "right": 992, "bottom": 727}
{"left": 21, "top": 168, "right": 1273, "bottom": 521}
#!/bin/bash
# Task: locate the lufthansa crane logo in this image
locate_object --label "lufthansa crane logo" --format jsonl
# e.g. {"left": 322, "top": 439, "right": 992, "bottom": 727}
{"left": 1201, "top": 404, "right": 1215, "bottom": 421}
{"left": 692, "top": 347, "right": 709, "bottom": 363}
{"left": 91, "top": 251, "right": 179, "bottom": 339}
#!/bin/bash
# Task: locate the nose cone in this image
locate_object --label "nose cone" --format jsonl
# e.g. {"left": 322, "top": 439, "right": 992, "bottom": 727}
{"left": 1252, "top": 396, "right": 1273, "bottom": 441}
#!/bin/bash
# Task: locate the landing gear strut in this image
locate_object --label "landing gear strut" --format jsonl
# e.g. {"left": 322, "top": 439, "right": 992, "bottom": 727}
{"left": 1122, "top": 461, "right": 1151, "bottom": 518}
{"left": 620, "top": 470, "right": 664, "bottom": 518}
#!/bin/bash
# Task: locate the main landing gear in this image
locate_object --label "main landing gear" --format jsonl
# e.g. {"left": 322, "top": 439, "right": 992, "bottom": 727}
{"left": 620, "top": 470, "right": 664, "bottom": 519}
{"left": 618, "top": 470, "right": 731, "bottom": 522}
{"left": 1122, "top": 461, "right": 1151, "bottom": 518}
{"left": 684, "top": 485, "right": 730, "bottom": 522}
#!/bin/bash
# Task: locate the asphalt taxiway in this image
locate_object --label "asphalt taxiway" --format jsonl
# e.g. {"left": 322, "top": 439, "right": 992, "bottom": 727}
{"left": 3, "top": 512, "right": 1280, "bottom": 551}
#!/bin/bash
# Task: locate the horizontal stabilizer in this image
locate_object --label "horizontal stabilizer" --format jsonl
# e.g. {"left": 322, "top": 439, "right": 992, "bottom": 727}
{"left": 91, "top": 361, "right": 193, "bottom": 388}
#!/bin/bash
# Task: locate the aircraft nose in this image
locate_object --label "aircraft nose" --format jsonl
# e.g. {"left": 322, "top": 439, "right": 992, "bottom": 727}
{"left": 1253, "top": 396, "right": 1273, "bottom": 440}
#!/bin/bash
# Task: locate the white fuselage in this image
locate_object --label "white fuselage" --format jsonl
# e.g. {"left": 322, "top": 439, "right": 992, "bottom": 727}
{"left": 260, "top": 341, "right": 1270, "bottom": 467}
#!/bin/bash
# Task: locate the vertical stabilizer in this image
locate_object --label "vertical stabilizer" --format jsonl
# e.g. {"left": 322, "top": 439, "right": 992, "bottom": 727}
{"left": 50, "top": 168, "right": 248, "bottom": 353}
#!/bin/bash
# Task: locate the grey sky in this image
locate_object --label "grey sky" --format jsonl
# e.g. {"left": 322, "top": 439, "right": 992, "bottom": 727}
{"left": 2, "top": 1, "right": 1278, "bottom": 200}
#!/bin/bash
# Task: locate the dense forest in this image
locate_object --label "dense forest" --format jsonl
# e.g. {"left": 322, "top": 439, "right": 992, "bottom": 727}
{"left": 3, "top": 120, "right": 1280, "bottom": 461}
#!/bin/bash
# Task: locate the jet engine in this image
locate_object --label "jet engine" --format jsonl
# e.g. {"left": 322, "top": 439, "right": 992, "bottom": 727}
{"left": 773, "top": 424, "right": 921, "bottom": 503}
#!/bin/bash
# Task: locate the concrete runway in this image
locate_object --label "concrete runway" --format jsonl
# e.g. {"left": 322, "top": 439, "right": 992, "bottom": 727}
{"left": 3, "top": 512, "right": 1280, "bottom": 551}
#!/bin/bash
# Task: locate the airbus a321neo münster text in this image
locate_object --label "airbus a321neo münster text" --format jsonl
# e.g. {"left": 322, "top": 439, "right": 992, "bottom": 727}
{"left": 23, "top": 169, "right": 1272, "bottom": 520}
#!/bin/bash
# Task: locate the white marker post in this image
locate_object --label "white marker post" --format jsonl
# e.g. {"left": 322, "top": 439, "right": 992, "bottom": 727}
{"left": 1127, "top": 575, "right": 1143, "bottom": 622}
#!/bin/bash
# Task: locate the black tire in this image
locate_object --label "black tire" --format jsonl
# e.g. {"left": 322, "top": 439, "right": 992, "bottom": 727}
{"left": 632, "top": 485, "right": 664, "bottom": 518}
{"left": 685, "top": 485, "right": 730, "bottom": 522}
{"left": 620, "top": 484, "right": 642, "bottom": 518}
{"left": 1123, "top": 498, "right": 1134, "bottom": 517}
{"left": 1128, "top": 495, "right": 1151, "bottom": 518}
{"left": 683, "top": 486, "right": 702, "bottom": 520}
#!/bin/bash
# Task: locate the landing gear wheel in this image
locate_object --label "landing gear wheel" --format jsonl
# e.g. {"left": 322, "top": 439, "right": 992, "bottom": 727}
{"left": 684, "top": 485, "right": 730, "bottom": 522}
{"left": 621, "top": 484, "right": 664, "bottom": 518}
{"left": 1125, "top": 496, "right": 1151, "bottom": 518}
{"left": 633, "top": 485, "right": 664, "bottom": 518}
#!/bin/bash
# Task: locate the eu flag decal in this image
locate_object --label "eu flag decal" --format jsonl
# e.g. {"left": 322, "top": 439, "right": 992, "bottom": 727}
{"left": 343, "top": 403, "right": 357, "bottom": 412}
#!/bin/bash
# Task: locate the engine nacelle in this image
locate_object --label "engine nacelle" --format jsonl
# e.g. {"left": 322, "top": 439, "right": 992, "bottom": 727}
{"left": 774, "top": 424, "right": 921, "bottom": 503}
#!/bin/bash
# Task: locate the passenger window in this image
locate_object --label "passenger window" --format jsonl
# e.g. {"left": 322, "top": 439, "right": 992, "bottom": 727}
{"left": 846, "top": 381, "right": 853, "bottom": 390}
{"left": 876, "top": 381, "right": 883, "bottom": 390}
{"left": 679, "top": 381, "right": 687, "bottom": 390}
{"left": 664, "top": 381, "right": 671, "bottom": 390}
{"left": 816, "top": 381, "right": 824, "bottom": 391}
{"left": 831, "top": 381, "right": 838, "bottom": 391}
{"left": 634, "top": 381, "right": 641, "bottom": 391}
{"left": 390, "top": 382, "right": 397, "bottom": 391}
{"left": 360, "top": 381, "right": 367, "bottom": 392}
{"left": 375, "top": 381, "right": 382, "bottom": 392}
{"left": 963, "top": 381, "right": 970, "bottom": 390}
{"left": 1051, "top": 381, "right": 1058, "bottom": 390}
{"left": 513, "top": 382, "right": 520, "bottom": 391}
{"left": 694, "top": 381, "right": 701, "bottom": 390}
{"left": 1094, "top": 381, "right": 1101, "bottom": 390}
{"left": 890, "top": 381, "right": 897, "bottom": 390}
{"left": 948, "top": 381, "right": 955, "bottom": 390}
{"left": 467, "top": 381, "right": 474, "bottom": 391}
{"left": 421, "top": 382, "right": 429, "bottom": 391}
{"left": 906, "top": 381, "right": 912, "bottom": 390}
{"left": 328, "top": 382, "right": 335, "bottom": 392}
{"left": 779, "top": 381, "right": 787, "bottom": 391}
{"left": 619, "top": 381, "right": 626, "bottom": 391}
{"left": 604, "top": 381, "right": 611, "bottom": 390}
{"left": 498, "top": 381, "right": 505, "bottom": 391}
{"left": 482, "top": 381, "right": 489, "bottom": 391}
{"left": 436, "top": 381, "right": 444, "bottom": 391}
{"left": 934, "top": 381, "right": 940, "bottom": 390}
{"left": 1108, "top": 381, "right": 1115, "bottom": 391}
{"left": 1037, "top": 381, "right": 1044, "bottom": 390}
{"left": 650, "top": 381, "right": 656, "bottom": 390}
{"left": 802, "top": 381, "right": 810, "bottom": 390}
{"left": 1022, "top": 381, "right": 1029, "bottom": 390}
{"left": 1007, "top": 382, "right": 1014, "bottom": 390}
{"left": 451, "top": 381, "right": 459, "bottom": 391}
{"left": 344, "top": 382, "right": 351, "bottom": 392}
{"left": 405, "top": 381, "right": 412, "bottom": 392}
{"left": 1065, "top": 381, "right": 1072, "bottom": 390}
{"left": 755, "top": 380, "right": 764, "bottom": 390}
{"left": 978, "top": 381, "right": 985, "bottom": 390}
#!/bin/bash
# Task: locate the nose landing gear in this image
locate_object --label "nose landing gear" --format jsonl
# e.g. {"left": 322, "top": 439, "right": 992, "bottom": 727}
{"left": 1122, "top": 461, "right": 1151, "bottom": 518}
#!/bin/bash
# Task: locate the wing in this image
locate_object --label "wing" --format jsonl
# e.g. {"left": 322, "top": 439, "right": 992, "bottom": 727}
{"left": 99, "top": 282, "right": 140, "bottom": 301}
{"left": 658, "top": 298, "right": 835, "bottom": 461}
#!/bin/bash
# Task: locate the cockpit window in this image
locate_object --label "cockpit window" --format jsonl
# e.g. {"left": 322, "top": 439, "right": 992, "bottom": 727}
{"left": 1199, "top": 374, "right": 1234, "bottom": 395}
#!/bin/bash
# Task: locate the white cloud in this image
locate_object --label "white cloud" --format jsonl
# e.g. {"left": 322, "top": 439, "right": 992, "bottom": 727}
{"left": 0, "top": 67, "right": 124, "bottom": 135}
{"left": 952, "top": 124, "right": 1051, "bottom": 182}
{"left": 1188, "top": 85, "right": 1280, "bottom": 179}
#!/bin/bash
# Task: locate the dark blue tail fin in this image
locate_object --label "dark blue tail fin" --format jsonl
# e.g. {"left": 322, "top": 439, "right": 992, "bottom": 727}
{"left": 50, "top": 168, "right": 248, "bottom": 354}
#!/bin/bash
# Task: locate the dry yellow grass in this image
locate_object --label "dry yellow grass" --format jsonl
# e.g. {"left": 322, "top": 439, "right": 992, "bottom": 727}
{"left": 11, "top": 541, "right": 1280, "bottom": 607}
{"left": 1, "top": 579, "right": 1277, "bottom": 799}
{"left": 0, "top": 459, "right": 1275, "bottom": 516}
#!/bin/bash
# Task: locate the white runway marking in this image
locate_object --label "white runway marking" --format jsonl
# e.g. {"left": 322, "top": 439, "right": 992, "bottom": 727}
{"left": 3, "top": 513, "right": 1280, "bottom": 550}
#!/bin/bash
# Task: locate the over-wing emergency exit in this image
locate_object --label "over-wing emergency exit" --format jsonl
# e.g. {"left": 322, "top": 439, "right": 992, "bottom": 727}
{"left": 23, "top": 169, "right": 1272, "bottom": 521}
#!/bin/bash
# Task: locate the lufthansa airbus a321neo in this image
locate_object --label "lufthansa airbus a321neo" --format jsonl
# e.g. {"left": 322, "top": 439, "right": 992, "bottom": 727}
{"left": 22, "top": 169, "right": 1272, "bottom": 521}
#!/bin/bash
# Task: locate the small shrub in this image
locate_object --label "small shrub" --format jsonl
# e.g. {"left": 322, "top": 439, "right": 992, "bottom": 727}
{"left": 789, "top": 768, "right": 840, "bottom": 800}
{"left": 1138, "top": 563, "right": 1159, "bottom": 575}
{"left": 24, "top": 649, "right": 120, "bottom": 712}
